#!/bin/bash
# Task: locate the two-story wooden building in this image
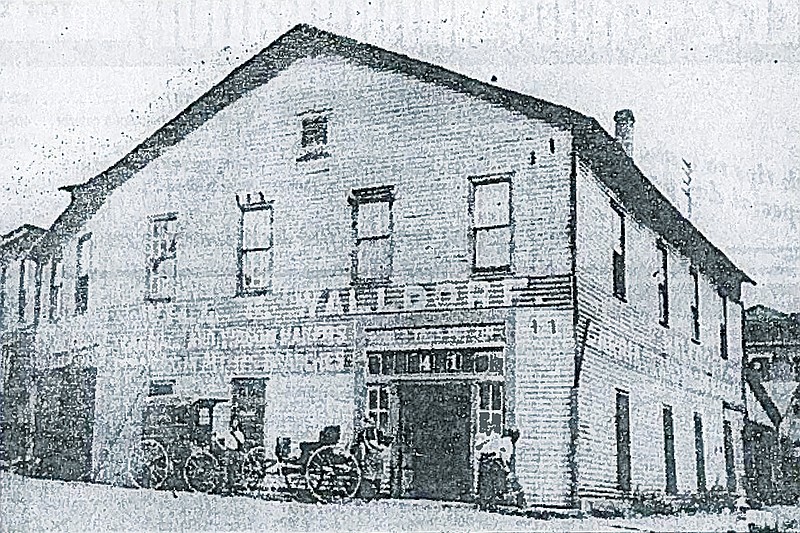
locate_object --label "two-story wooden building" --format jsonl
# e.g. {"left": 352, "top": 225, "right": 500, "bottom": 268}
{"left": 13, "top": 24, "right": 753, "bottom": 507}
{"left": 0, "top": 224, "right": 46, "bottom": 470}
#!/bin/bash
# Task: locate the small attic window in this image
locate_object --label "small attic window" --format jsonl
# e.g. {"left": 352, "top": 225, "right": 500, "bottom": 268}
{"left": 529, "top": 150, "right": 537, "bottom": 165}
{"left": 301, "top": 115, "right": 327, "bottom": 147}
{"left": 297, "top": 111, "right": 330, "bottom": 162}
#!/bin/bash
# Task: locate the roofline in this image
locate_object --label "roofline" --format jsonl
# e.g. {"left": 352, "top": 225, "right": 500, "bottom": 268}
{"left": 33, "top": 24, "right": 754, "bottom": 288}
{"left": 1, "top": 224, "right": 46, "bottom": 242}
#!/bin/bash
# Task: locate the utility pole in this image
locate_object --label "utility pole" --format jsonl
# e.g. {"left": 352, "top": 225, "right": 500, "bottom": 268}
{"left": 682, "top": 158, "right": 693, "bottom": 220}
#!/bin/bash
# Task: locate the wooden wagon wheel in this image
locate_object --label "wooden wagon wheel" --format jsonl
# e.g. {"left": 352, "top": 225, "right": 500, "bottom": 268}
{"left": 183, "top": 450, "right": 222, "bottom": 493}
{"left": 240, "top": 446, "right": 276, "bottom": 491}
{"left": 128, "top": 438, "right": 171, "bottom": 489}
{"left": 305, "top": 445, "right": 361, "bottom": 503}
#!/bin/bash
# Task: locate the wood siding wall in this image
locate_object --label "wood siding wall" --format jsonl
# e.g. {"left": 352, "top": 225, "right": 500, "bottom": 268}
{"left": 574, "top": 157, "right": 746, "bottom": 500}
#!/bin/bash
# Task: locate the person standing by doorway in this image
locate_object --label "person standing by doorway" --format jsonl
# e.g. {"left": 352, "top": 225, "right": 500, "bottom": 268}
{"left": 216, "top": 415, "right": 245, "bottom": 495}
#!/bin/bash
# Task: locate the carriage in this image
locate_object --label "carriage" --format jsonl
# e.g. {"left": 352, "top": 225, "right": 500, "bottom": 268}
{"left": 126, "top": 396, "right": 363, "bottom": 503}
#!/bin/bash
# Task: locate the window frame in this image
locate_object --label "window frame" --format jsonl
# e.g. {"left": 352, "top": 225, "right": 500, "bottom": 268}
{"left": 694, "top": 412, "right": 707, "bottom": 492}
{"left": 48, "top": 258, "right": 64, "bottom": 322}
{"left": 237, "top": 197, "right": 274, "bottom": 296}
{"left": 350, "top": 185, "right": 395, "bottom": 285}
{"left": 366, "top": 384, "right": 390, "bottom": 433}
{"left": 723, "top": 419, "right": 737, "bottom": 492}
{"left": 615, "top": 389, "right": 632, "bottom": 492}
{"left": 657, "top": 242, "right": 669, "bottom": 327}
{"left": 612, "top": 202, "right": 626, "bottom": 301}
{"left": 297, "top": 110, "right": 331, "bottom": 162}
{"left": 145, "top": 213, "right": 178, "bottom": 302}
{"left": 18, "top": 258, "right": 40, "bottom": 324}
{"left": 690, "top": 266, "right": 701, "bottom": 343}
{"left": 662, "top": 404, "right": 678, "bottom": 495}
{"left": 720, "top": 294, "right": 729, "bottom": 359}
{"left": 0, "top": 264, "right": 6, "bottom": 328}
{"left": 469, "top": 174, "right": 514, "bottom": 275}
{"left": 75, "top": 233, "right": 92, "bottom": 315}
{"left": 477, "top": 381, "right": 504, "bottom": 436}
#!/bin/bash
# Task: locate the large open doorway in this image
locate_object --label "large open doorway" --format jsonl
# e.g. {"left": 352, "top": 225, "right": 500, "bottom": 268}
{"left": 33, "top": 366, "right": 97, "bottom": 481}
{"left": 397, "top": 381, "right": 472, "bottom": 501}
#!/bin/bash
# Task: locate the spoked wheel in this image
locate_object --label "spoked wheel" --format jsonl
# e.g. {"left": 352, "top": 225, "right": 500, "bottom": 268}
{"left": 128, "top": 438, "right": 171, "bottom": 489}
{"left": 183, "top": 451, "right": 223, "bottom": 493}
{"left": 305, "top": 445, "right": 362, "bottom": 503}
{"left": 240, "top": 446, "right": 276, "bottom": 491}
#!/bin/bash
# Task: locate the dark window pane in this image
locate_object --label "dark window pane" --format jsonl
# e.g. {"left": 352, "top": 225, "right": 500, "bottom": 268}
{"left": 394, "top": 351, "right": 407, "bottom": 374}
{"left": 379, "top": 387, "right": 389, "bottom": 410}
{"left": 613, "top": 251, "right": 626, "bottom": 298}
{"left": 368, "top": 389, "right": 378, "bottom": 410}
{"left": 616, "top": 391, "right": 631, "bottom": 492}
{"left": 381, "top": 353, "right": 394, "bottom": 375}
{"left": 478, "top": 412, "right": 490, "bottom": 434}
{"left": 491, "top": 383, "right": 503, "bottom": 411}
{"left": 694, "top": 413, "right": 706, "bottom": 492}
{"left": 475, "top": 352, "right": 489, "bottom": 373}
{"left": 433, "top": 351, "right": 447, "bottom": 373}
{"left": 490, "top": 353, "right": 504, "bottom": 373}
{"left": 490, "top": 413, "right": 502, "bottom": 434}
{"left": 301, "top": 115, "right": 327, "bottom": 147}
{"left": 462, "top": 351, "right": 474, "bottom": 373}
{"left": 479, "top": 383, "right": 490, "bottom": 409}
{"left": 368, "top": 354, "right": 381, "bottom": 375}
{"left": 75, "top": 275, "right": 89, "bottom": 315}
{"left": 379, "top": 412, "right": 389, "bottom": 432}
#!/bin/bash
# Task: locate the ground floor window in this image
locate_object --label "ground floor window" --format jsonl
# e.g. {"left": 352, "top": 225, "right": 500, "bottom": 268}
{"left": 478, "top": 382, "right": 503, "bottom": 436}
{"left": 694, "top": 412, "right": 706, "bottom": 492}
{"left": 723, "top": 419, "right": 737, "bottom": 492}
{"left": 367, "top": 385, "right": 390, "bottom": 432}
{"left": 367, "top": 349, "right": 503, "bottom": 376}
{"left": 616, "top": 390, "right": 631, "bottom": 492}
{"left": 662, "top": 405, "right": 677, "bottom": 495}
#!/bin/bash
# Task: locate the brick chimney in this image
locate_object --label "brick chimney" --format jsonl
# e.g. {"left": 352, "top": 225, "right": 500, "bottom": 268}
{"left": 614, "top": 109, "right": 635, "bottom": 157}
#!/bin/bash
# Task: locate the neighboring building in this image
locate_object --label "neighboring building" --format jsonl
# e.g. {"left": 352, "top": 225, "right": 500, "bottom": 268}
{"left": 10, "top": 24, "right": 752, "bottom": 507}
{"left": 0, "top": 224, "right": 46, "bottom": 469}
{"left": 743, "top": 304, "right": 800, "bottom": 504}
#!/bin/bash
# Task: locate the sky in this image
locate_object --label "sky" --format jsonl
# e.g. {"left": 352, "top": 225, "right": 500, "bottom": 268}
{"left": 1, "top": 0, "right": 799, "bottom": 311}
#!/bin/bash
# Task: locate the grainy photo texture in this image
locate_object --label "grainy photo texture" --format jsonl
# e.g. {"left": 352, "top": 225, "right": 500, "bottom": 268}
{"left": 1, "top": 2, "right": 799, "bottom": 532}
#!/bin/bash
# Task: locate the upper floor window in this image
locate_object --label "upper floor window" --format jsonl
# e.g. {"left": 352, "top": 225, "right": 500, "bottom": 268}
{"left": 720, "top": 294, "right": 729, "bottom": 359}
{"left": 471, "top": 176, "right": 512, "bottom": 272}
{"left": 19, "top": 258, "right": 38, "bottom": 323}
{"left": 297, "top": 111, "right": 330, "bottom": 162}
{"left": 48, "top": 259, "right": 64, "bottom": 321}
{"left": 0, "top": 264, "right": 6, "bottom": 328}
{"left": 147, "top": 214, "right": 178, "bottom": 301}
{"left": 612, "top": 203, "right": 626, "bottom": 300}
{"left": 351, "top": 186, "right": 394, "bottom": 284}
{"left": 75, "top": 233, "right": 92, "bottom": 315}
{"left": 657, "top": 243, "right": 669, "bottom": 326}
{"left": 238, "top": 196, "right": 273, "bottom": 294}
{"left": 690, "top": 266, "right": 700, "bottom": 343}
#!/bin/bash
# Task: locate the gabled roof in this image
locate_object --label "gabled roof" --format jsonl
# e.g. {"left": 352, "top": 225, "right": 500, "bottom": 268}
{"left": 1, "top": 224, "right": 46, "bottom": 260}
{"left": 745, "top": 304, "right": 800, "bottom": 346}
{"left": 34, "top": 24, "right": 753, "bottom": 290}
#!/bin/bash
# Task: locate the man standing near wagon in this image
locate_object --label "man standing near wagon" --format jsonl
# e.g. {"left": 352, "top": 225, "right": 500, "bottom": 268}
{"left": 216, "top": 415, "right": 245, "bottom": 495}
